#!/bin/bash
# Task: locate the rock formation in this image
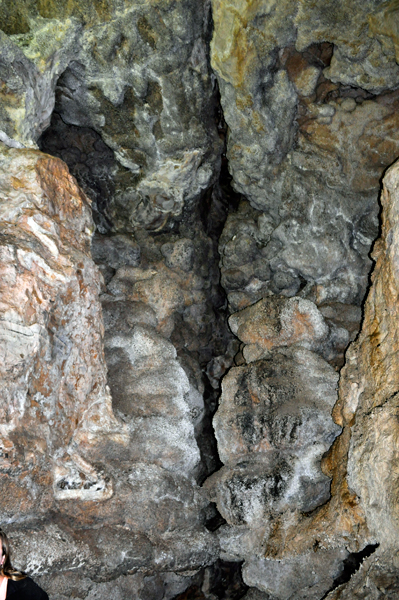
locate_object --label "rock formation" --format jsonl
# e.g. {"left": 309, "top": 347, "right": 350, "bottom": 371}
{"left": 1, "top": 0, "right": 399, "bottom": 599}
{"left": 0, "top": 146, "right": 217, "bottom": 599}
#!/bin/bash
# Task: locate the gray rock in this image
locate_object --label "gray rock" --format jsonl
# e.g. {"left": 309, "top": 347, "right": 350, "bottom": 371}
{"left": 91, "top": 233, "right": 141, "bottom": 270}
{"left": 242, "top": 588, "right": 274, "bottom": 600}
{"left": 243, "top": 549, "right": 348, "bottom": 600}
{"left": 205, "top": 348, "right": 340, "bottom": 527}
{"left": 0, "top": 19, "right": 81, "bottom": 145}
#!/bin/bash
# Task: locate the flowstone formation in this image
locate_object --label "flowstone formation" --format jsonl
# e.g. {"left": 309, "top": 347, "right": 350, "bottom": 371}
{"left": 0, "top": 146, "right": 218, "bottom": 599}
{"left": 1, "top": 0, "right": 399, "bottom": 599}
{"left": 0, "top": 0, "right": 222, "bottom": 231}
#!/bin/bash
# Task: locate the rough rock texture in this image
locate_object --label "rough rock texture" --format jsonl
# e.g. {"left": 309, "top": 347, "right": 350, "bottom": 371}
{"left": 213, "top": 0, "right": 399, "bottom": 312}
{"left": 1, "top": 0, "right": 399, "bottom": 599}
{"left": 210, "top": 157, "right": 399, "bottom": 600}
{"left": 337, "top": 161, "right": 399, "bottom": 550}
{"left": 322, "top": 158, "right": 399, "bottom": 596}
{"left": 1, "top": 0, "right": 222, "bottom": 231}
{"left": 206, "top": 349, "right": 340, "bottom": 517}
{"left": 228, "top": 295, "right": 350, "bottom": 366}
{"left": 204, "top": 314, "right": 348, "bottom": 598}
{"left": 0, "top": 146, "right": 218, "bottom": 599}
{"left": 203, "top": 2, "right": 399, "bottom": 597}
{"left": 0, "top": 145, "right": 122, "bottom": 509}
{"left": 91, "top": 219, "right": 235, "bottom": 485}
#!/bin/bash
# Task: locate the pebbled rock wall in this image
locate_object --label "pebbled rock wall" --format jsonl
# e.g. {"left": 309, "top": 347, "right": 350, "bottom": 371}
{"left": 0, "top": 0, "right": 222, "bottom": 232}
{"left": 0, "top": 146, "right": 218, "bottom": 599}
{"left": 203, "top": 1, "right": 399, "bottom": 597}
{"left": 1, "top": 0, "right": 399, "bottom": 599}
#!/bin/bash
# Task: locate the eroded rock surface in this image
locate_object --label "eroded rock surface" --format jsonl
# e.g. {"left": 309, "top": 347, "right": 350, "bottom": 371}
{"left": 213, "top": 1, "right": 399, "bottom": 319}
{"left": 214, "top": 158, "right": 399, "bottom": 600}
{"left": 0, "top": 146, "right": 218, "bottom": 599}
{"left": 322, "top": 158, "right": 399, "bottom": 597}
{"left": 0, "top": 145, "right": 122, "bottom": 508}
{"left": 1, "top": 0, "right": 399, "bottom": 598}
{"left": 1, "top": 0, "right": 222, "bottom": 232}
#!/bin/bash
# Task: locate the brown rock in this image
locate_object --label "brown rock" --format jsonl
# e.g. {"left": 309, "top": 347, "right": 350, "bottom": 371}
{"left": 0, "top": 146, "right": 126, "bottom": 515}
{"left": 336, "top": 158, "right": 399, "bottom": 549}
{"left": 228, "top": 296, "right": 329, "bottom": 362}
{"left": 0, "top": 146, "right": 218, "bottom": 584}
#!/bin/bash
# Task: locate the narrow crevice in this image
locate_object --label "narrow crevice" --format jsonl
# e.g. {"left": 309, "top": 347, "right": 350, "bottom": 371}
{"left": 171, "top": 560, "right": 249, "bottom": 600}
{"left": 194, "top": 77, "right": 246, "bottom": 486}
{"left": 205, "top": 502, "right": 227, "bottom": 532}
{"left": 320, "top": 544, "right": 379, "bottom": 599}
{"left": 38, "top": 111, "right": 116, "bottom": 234}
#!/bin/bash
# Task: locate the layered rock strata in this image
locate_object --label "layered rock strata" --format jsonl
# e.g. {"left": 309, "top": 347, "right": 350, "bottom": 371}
{"left": 0, "top": 146, "right": 218, "bottom": 599}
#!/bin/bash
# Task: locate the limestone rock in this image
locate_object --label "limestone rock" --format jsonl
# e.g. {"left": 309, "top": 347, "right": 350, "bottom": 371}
{"left": 35, "top": 569, "right": 196, "bottom": 600}
{"left": 324, "top": 549, "right": 399, "bottom": 600}
{"left": 2, "top": 0, "right": 399, "bottom": 597}
{"left": 218, "top": 192, "right": 377, "bottom": 317}
{"left": 0, "top": 146, "right": 218, "bottom": 588}
{"left": 242, "top": 588, "right": 273, "bottom": 600}
{"left": 334, "top": 158, "right": 399, "bottom": 553}
{"left": 228, "top": 296, "right": 329, "bottom": 362}
{"left": 0, "top": 20, "right": 81, "bottom": 146}
{"left": 213, "top": 0, "right": 399, "bottom": 316}
{"left": 296, "top": 1, "right": 399, "bottom": 93}
{"left": 104, "top": 324, "right": 201, "bottom": 476}
{"left": 243, "top": 549, "right": 348, "bottom": 600}
{"left": 0, "top": 145, "right": 125, "bottom": 513}
{"left": 205, "top": 348, "right": 340, "bottom": 526}
{"left": 227, "top": 155, "right": 399, "bottom": 600}
{"left": 92, "top": 215, "right": 234, "bottom": 483}
{"left": 0, "top": 0, "right": 222, "bottom": 231}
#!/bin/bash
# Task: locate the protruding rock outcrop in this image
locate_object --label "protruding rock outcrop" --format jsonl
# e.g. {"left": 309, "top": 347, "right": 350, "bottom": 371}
{"left": 323, "top": 158, "right": 399, "bottom": 597}
{"left": 1, "top": 0, "right": 222, "bottom": 231}
{"left": 0, "top": 146, "right": 218, "bottom": 599}
{"left": 210, "top": 158, "right": 399, "bottom": 599}
{"left": 2, "top": 1, "right": 399, "bottom": 598}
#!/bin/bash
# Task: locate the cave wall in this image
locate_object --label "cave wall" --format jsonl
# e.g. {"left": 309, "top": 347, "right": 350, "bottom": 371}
{"left": 1, "top": 1, "right": 399, "bottom": 599}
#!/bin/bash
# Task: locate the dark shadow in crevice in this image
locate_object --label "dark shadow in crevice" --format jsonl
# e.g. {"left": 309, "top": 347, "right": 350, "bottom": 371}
{"left": 38, "top": 112, "right": 116, "bottom": 233}
{"left": 320, "top": 544, "right": 379, "bottom": 599}
{"left": 171, "top": 560, "right": 249, "bottom": 600}
{"left": 199, "top": 78, "right": 242, "bottom": 243}
{"left": 193, "top": 78, "right": 244, "bottom": 486}
{"left": 205, "top": 502, "right": 227, "bottom": 532}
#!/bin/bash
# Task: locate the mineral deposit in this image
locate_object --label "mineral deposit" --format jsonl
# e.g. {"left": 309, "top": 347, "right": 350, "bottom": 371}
{"left": 1, "top": 0, "right": 399, "bottom": 598}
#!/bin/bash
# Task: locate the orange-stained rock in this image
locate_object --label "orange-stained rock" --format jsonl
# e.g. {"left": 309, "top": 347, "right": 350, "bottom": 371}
{"left": 0, "top": 146, "right": 126, "bottom": 512}
{"left": 228, "top": 296, "right": 329, "bottom": 362}
{"left": 0, "top": 146, "right": 218, "bottom": 583}
{"left": 336, "top": 158, "right": 399, "bottom": 549}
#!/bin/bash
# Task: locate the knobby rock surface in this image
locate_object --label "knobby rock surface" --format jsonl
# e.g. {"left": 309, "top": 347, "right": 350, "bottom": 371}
{"left": 0, "top": 146, "right": 218, "bottom": 600}
{"left": 0, "top": 0, "right": 399, "bottom": 599}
